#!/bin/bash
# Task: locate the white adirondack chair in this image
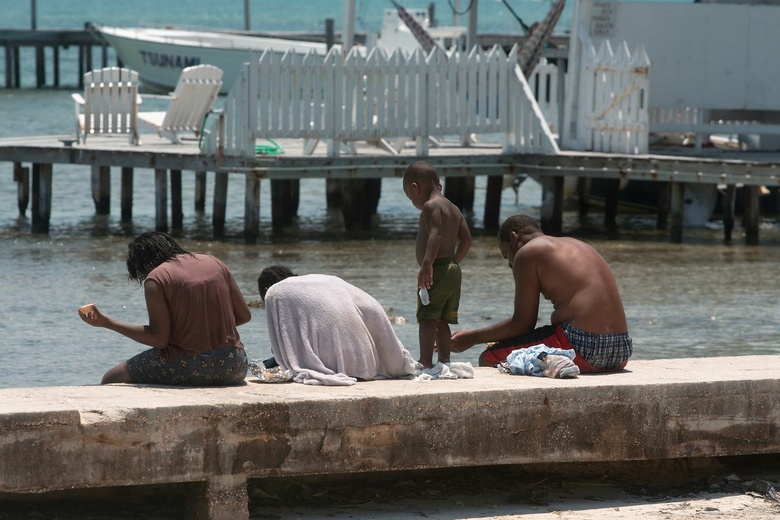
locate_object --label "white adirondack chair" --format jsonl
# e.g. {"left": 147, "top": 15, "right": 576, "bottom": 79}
{"left": 137, "top": 65, "right": 223, "bottom": 144}
{"left": 72, "top": 67, "right": 141, "bottom": 145}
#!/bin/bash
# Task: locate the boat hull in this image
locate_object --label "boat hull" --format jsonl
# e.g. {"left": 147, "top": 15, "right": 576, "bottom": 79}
{"left": 95, "top": 26, "right": 335, "bottom": 94}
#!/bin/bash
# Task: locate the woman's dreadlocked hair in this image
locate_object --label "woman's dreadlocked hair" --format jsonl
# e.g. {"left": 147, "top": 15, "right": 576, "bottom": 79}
{"left": 126, "top": 232, "right": 191, "bottom": 284}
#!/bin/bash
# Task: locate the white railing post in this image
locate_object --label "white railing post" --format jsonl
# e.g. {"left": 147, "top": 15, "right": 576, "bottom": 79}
{"left": 323, "top": 49, "right": 340, "bottom": 157}
{"left": 528, "top": 58, "right": 560, "bottom": 135}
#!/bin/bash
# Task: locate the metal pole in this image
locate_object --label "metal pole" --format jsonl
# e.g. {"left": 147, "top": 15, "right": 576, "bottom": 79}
{"left": 342, "top": 0, "right": 356, "bottom": 53}
{"left": 244, "top": 0, "right": 250, "bottom": 31}
{"left": 31, "top": 0, "right": 37, "bottom": 29}
{"left": 467, "top": 0, "right": 478, "bottom": 52}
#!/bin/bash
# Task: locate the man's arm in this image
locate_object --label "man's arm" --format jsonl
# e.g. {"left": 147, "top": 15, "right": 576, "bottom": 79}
{"left": 451, "top": 247, "right": 541, "bottom": 352}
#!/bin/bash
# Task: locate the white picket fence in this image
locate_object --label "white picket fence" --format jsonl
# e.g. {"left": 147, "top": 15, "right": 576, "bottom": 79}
{"left": 563, "top": 36, "right": 651, "bottom": 155}
{"left": 201, "top": 45, "right": 560, "bottom": 158}
{"left": 529, "top": 58, "right": 561, "bottom": 136}
{"left": 581, "top": 40, "right": 650, "bottom": 154}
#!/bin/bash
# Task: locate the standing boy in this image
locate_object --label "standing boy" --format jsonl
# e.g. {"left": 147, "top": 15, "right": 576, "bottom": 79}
{"left": 403, "top": 161, "right": 472, "bottom": 368}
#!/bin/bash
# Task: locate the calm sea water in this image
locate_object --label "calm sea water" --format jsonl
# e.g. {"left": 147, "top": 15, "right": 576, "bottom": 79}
{"left": 5, "top": 0, "right": 573, "bottom": 34}
{"left": 1, "top": 0, "right": 778, "bottom": 389}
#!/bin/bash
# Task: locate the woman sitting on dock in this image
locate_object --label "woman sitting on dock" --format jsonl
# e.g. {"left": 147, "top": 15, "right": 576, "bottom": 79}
{"left": 258, "top": 265, "right": 418, "bottom": 386}
{"left": 79, "top": 232, "right": 251, "bottom": 386}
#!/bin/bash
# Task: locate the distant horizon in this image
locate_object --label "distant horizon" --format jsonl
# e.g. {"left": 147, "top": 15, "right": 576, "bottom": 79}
{"left": 7, "top": 0, "right": 576, "bottom": 34}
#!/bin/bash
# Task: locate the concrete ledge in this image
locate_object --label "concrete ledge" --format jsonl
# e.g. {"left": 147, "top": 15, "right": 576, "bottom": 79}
{"left": 2, "top": 356, "right": 779, "bottom": 519}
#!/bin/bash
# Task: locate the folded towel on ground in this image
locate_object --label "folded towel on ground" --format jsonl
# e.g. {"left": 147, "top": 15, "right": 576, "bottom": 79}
{"left": 414, "top": 361, "right": 475, "bottom": 382}
{"left": 502, "top": 344, "right": 577, "bottom": 377}
{"left": 264, "top": 274, "right": 418, "bottom": 386}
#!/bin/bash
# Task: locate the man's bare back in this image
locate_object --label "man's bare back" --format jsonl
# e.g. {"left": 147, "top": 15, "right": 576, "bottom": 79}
{"left": 516, "top": 235, "right": 628, "bottom": 335}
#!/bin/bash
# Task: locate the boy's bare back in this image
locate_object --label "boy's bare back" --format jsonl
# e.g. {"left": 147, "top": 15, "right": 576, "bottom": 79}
{"left": 414, "top": 193, "right": 467, "bottom": 266}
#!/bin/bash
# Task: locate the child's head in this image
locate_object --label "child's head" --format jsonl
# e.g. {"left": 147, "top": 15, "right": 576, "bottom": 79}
{"left": 403, "top": 161, "right": 441, "bottom": 209}
{"left": 403, "top": 160, "right": 440, "bottom": 188}
{"left": 258, "top": 265, "right": 297, "bottom": 301}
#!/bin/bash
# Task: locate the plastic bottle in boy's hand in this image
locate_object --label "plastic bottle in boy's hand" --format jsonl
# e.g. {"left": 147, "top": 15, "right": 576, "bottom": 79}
{"left": 537, "top": 351, "right": 580, "bottom": 379}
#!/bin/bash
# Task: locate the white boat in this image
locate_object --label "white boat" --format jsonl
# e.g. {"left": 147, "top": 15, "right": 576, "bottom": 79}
{"left": 92, "top": 10, "right": 466, "bottom": 94}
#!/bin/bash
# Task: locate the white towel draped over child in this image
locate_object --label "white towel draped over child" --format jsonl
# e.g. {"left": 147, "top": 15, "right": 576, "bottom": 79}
{"left": 264, "top": 274, "right": 418, "bottom": 386}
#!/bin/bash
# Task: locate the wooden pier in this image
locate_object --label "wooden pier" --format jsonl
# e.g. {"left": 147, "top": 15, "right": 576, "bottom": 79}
{"left": 0, "top": 133, "right": 778, "bottom": 244}
{"left": 0, "top": 28, "right": 114, "bottom": 89}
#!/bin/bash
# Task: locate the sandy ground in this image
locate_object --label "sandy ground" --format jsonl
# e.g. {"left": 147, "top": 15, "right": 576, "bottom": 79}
{"left": 246, "top": 467, "right": 780, "bottom": 520}
{"left": 258, "top": 494, "right": 779, "bottom": 519}
{"left": 2, "top": 463, "right": 778, "bottom": 519}
{"left": 251, "top": 485, "right": 780, "bottom": 520}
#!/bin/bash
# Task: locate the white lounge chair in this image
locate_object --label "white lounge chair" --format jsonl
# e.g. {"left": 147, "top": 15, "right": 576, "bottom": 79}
{"left": 72, "top": 67, "right": 141, "bottom": 145}
{"left": 137, "top": 65, "right": 223, "bottom": 144}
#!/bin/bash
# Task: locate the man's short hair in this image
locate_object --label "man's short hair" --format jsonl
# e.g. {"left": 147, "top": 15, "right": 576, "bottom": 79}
{"left": 498, "top": 215, "right": 541, "bottom": 243}
{"left": 403, "top": 160, "right": 440, "bottom": 186}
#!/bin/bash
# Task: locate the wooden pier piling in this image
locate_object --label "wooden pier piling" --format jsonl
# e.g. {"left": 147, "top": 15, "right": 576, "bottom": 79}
{"left": 171, "top": 169, "right": 183, "bottom": 232}
{"left": 91, "top": 165, "right": 110, "bottom": 214}
{"left": 1, "top": 135, "right": 778, "bottom": 244}
{"left": 13, "top": 162, "right": 29, "bottom": 217}
{"left": 0, "top": 29, "right": 111, "bottom": 89}
{"left": 244, "top": 175, "right": 261, "bottom": 243}
{"left": 340, "top": 178, "right": 381, "bottom": 232}
{"left": 154, "top": 169, "right": 168, "bottom": 232}
{"left": 539, "top": 176, "right": 564, "bottom": 236}
{"left": 31, "top": 163, "right": 51, "bottom": 234}
{"left": 194, "top": 171, "right": 207, "bottom": 213}
{"left": 669, "top": 182, "right": 685, "bottom": 243}
{"left": 483, "top": 175, "right": 504, "bottom": 231}
{"left": 603, "top": 178, "right": 621, "bottom": 236}
{"left": 212, "top": 172, "right": 229, "bottom": 239}
{"left": 121, "top": 167, "right": 133, "bottom": 222}
{"left": 270, "top": 179, "right": 299, "bottom": 233}
{"left": 744, "top": 186, "right": 760, "bottom": 246}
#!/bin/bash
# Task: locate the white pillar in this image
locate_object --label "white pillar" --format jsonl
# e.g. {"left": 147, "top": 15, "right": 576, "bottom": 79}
{"left": 467, "top": 0, "right": 478, "bottom": 51}
{"left": 342, "top": 0, "right": 356, "bottom": 53}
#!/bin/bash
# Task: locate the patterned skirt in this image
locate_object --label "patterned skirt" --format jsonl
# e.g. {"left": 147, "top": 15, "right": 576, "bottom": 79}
{"left": 126, "top": 345, "right": 247, "bottom": 386}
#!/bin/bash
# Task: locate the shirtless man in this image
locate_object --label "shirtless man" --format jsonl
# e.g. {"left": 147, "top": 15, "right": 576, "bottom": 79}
{"left": 403, "top": 161, "right": 472, "bottom": 368}
{"left": 451, "top": 215, "right": 632, "bottom": 373}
